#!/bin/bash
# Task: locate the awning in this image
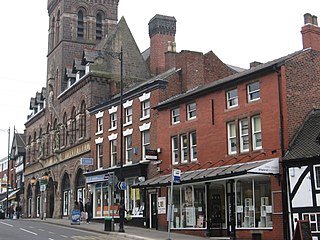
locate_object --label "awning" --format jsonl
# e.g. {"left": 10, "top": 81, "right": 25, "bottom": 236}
{"left": 0, "top": 189, "right": 21, "bottom": 203}
{"left": 134, "top": 158, "right": 279, "bottom": 188}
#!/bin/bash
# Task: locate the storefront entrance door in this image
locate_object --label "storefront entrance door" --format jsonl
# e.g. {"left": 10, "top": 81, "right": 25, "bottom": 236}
{"left": 226, "top": 180, "right": 236, "bottom": 238}
{"left": 208, "top": 183, "right": 225, "bottom": 237}
{"left": 150, "top": 193, "right": 157, "bottom": 229}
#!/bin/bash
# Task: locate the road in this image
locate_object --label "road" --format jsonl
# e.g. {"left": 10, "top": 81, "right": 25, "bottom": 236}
{"left": 0, "top": 219, "right": 107, "bottom": 240}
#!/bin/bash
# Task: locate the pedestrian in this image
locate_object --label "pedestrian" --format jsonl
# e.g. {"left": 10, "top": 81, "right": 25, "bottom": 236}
{"left": 85, "top": 199, "right": 92, "bottom": 223}
{"left": 79, "top": 199, "right": 85, "bottom": 222}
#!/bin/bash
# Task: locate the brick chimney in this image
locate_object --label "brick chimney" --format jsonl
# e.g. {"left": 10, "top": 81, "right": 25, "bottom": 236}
{"left": 149, "top": 14, "right": 176, "bottom": 75}
{"left": 301, "top": 13, "right": 320, "bottom": 51}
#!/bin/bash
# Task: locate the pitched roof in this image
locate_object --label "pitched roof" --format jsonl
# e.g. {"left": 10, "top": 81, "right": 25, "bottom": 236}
{"left": 283, "top": 109, "right": 320, "bottom": 161}
{"left": 156, "top": 49, "right": 308, "bottom": 109}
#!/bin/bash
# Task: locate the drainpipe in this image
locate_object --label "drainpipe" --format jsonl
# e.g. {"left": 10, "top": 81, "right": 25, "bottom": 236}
{"left": 274, "top": 65, "right": 289, "bottom": 240}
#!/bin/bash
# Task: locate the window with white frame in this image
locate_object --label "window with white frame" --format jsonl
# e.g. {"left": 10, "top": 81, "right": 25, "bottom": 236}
{"left": 142, "top": 130, "right": 150, "bottom": 160}
{"left": 190, "top": 132, "right": 197, "bottom": 161}
{"left": 252, "top": 115, "right": 262, "bottom": 150}
{"left": 172, "top": 136, "right": 179, "bottom": 165}
{"left": 239, "top": 119, "right": 249, "bottom": 152}
{"left": 226, "top": 89, "right": 238, "bottom": 109}
{"left": 125, "top": 135, "right": 133, "bottom": 164}
{"left": 171, "top": 108, "right": 180, "bottom": 124}
{"left": 97, "top": 117, "right": 103, "bottom": 133}
{"left": 180, "top": 134, "right": 188, "bottom": 163}
{"left": 302, "top": 213, "right": 320, "bottom": 232}
{"left": 125, "top": 106, "right": 133, "bottom": 125}
{"left": 187, "top": 102, "right": 197, "bottom": 120}
{"left": 110, "top": 139, "right": 117, "bottom": 167}
{"left": 247, "top": 81, "right": 260, "bottom": 102}
{"left": 314, "top": 166, "right": 320, "bottom": 190}
{"left": 227, "top": 121, "right": 237, "bottom": 154}
{"left": 96, "top": 143, "right": 103, "bottom": 169}
{"left": 141, "top": 100, "right": 150, "bottom": 119}
{"left": 110, "top": 112, "right": 117, "bottom": 130}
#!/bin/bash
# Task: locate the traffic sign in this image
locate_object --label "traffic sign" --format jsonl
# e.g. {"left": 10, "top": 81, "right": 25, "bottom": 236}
{"left": 117, "top": 181, "right": 127, "bottom": 190}
{"left": 172, "top": 169, "right": 181, "bottom": 183}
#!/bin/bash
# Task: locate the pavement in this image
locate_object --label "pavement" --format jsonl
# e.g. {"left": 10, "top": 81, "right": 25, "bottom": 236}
{"left": 24, "top": 217, "right": 228, "bottom": 240}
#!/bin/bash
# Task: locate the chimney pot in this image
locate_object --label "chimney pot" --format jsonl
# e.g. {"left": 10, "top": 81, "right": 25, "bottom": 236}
{"left": 313, "top": 15, "right": 318, "bottom": 26}
{"left": 304, "top": 13, "right": 313, "bottom": 25}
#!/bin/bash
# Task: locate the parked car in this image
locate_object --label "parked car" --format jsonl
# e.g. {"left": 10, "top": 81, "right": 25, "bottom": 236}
{"left": 0, "top": 209, "right": 5, "bottom": 219}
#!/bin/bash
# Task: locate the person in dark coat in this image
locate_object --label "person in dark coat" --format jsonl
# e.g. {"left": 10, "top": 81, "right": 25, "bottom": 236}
{"left": 85, "top": 199, "right": 93, "bottom": 223}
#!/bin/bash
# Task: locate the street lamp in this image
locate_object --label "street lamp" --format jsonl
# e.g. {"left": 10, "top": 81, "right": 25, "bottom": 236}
{"left": 100, "top": 48, "right": 124, "bottom": 232}
{"left": 31, "top": 177, "right": 37, "bottom": 187}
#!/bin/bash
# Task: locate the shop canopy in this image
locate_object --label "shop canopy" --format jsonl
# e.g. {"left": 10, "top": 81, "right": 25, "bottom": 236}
{"left": 0, "top": 189, "right": 21, "bottom": 203}
{"left": 133, "top": 158, "right": 279, "bottom": 188}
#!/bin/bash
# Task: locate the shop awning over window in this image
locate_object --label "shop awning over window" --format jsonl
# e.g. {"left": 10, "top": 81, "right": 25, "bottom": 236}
{"left": 0, "top": 189, "right": 21, "bottom": 203}
{"left": 134, "top": 158, "right": 279, "bottom": 188}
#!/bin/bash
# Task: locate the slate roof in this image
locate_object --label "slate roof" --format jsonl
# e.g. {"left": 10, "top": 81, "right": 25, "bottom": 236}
{"left": 283, "top": 109, "right": 320, "bottom": 161}
{"left": 156, "top": 49, "right": 308, "bottom": 109}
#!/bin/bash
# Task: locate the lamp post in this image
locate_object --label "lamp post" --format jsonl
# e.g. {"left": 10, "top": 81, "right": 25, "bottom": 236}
{"left": 101, "top": 48, "right": 124, "bottom": 232}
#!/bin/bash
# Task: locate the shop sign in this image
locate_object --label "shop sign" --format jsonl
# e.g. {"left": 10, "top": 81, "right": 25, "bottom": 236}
{"left": 248, "top": 158, "right": 279, "bottom": 174}
{"left": 71, "top": 209, "right": 81, "bottom": 225}
{"left": 80, "top": 158, "right": 93, "bottom": 165}
{"left": 157, "top": 197, "right": 166, "bottom": 214}
{"left": 145, "top": 149, "right": 158, "bottom": 160}
{"left": 86, "top": 174, "right": 107, "bottom": 183}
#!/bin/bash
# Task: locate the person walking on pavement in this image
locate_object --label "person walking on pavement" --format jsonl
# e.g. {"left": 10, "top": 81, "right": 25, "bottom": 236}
{"left": 85, "top": 198, "right": 92, "bottom": 223}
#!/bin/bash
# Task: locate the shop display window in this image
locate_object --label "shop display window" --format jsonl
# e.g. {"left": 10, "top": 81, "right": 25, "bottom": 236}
{"left": 171, "top": 184, "right": 206, "bottom": 229}
{"left": 236, "top": 176, "right": 272, "bottom": 228}
{"left": 126, "top": 178, "right": 144, "bottom": 217}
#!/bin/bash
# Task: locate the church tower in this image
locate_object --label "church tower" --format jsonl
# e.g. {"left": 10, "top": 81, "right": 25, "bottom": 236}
{"left": 46, "top": 0, "right": 119, "bottom": 99}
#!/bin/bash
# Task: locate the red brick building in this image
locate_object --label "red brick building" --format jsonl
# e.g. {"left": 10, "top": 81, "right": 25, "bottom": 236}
{"left": 136, "top": 13, "right": 320, "bottom": 240}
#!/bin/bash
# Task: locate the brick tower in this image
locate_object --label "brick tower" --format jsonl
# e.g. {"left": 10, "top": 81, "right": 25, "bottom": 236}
{"left": 46, "top": 0, "right": 119, "bottom": 101}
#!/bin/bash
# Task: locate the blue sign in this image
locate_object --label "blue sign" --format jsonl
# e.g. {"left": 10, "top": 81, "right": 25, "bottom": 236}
{"left": 172, "top": 169, "right": 181, "bottom": 184}
{"left": 117, "top": 181, "right": 127, "bottom": 190}
{"left": 80, "top": 158, "right": 94, "bottom": 165}
{"left": 71, "top": 209, "right": 81, "bottom": 225}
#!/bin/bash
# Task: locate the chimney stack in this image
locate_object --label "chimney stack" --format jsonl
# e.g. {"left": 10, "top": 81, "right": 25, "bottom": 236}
{"left": 301, "top": 13, "right": 320, "bottom": 51}
{"left": 149, "top": 14, "right": 176, "bottom": 75}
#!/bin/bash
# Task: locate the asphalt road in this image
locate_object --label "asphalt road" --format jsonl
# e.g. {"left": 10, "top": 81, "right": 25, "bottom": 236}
{"left": 0, "top": 219, "right": 107, "bottom": 240}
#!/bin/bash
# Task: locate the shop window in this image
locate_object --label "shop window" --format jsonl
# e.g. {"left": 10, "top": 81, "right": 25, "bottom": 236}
{"left": 303, "top": 213, "right": 320, "bottom": 232}
{"left": 125, "top": 178, "right": 144, "bottom": 217}
{"left": 236, "top": 177, "right": 272, "bottom": 229}
{"left": 171, "top": 184, "right": 206, "bottom": 229}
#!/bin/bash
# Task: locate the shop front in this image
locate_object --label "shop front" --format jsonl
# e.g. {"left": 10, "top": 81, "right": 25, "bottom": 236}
{"left": 135, "top": 158, "right": 281, "bottom": 239}
{"left": 84, "top": 162, "right": 148, "bottom": 227}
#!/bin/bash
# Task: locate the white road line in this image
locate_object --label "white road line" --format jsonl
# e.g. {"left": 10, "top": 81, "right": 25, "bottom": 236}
{"left": 20, "top": 228, "right": 38, "bottom": 235}
{"left": 48, "top": 231, "right": 55, "bottom": 234}
{"left": 49, "top": 238, "right": 55, "bottom": 240}
{"left": 0, "top": 222, "right": 13, "bottom": 227}
{"left": 29, "top": 226, "right": 35, "bottom": 228}
{"left": 60, "top": 235, "right": 68, "bottom": 238}
{"left": 38, "top": 228, "right": 45, "bottom": 231}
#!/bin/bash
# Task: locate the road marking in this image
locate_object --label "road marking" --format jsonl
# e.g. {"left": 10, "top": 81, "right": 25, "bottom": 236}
{"left": 60, "top": 235, "right": 68, "bottom": 238}
{"left": 38, "top": 228, "right": 45, "bottom": 231}
{"left": 48, "top": 231, "right": 55, "bottom": 234}
{"left": 20, "top": 228, "right": 38, "bottom": 235}
{"left": 49, "top": 238, "right": 55, "bottom": 240}
{"left": 0, "top": 222, "right": 13, "bottom": 227}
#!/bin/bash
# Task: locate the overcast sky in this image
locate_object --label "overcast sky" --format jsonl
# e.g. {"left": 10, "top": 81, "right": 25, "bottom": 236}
{"left": 0, "top": 0, "right": 319, "bottom": 157}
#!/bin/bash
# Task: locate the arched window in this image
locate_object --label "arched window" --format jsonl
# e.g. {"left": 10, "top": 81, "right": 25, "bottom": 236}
{"left": 79, "top": 101, "right": 86, "bottom": 138}
{"left": 77, "top": 10, "right": 84, "bottom": 39}
{"left": 62, "top": 112, "right": 67, "bottom": 147}
{"left": 46, "top": 123, "right": 51, "bottom": 156}
{"left": 62, "top": 173, "right": 71, "bottom": 216}
{"left": 32, "top": 131, "right": 37, "bottom": 162}
{"left": 96, "top": 12, "right": 102, "bottom": 40}
{"left": 70, "top": 107, "right": 76, "bottom": 145}
{"left": 75, "top": 168, "right": 86, "bottom": 201}
{"left": 53, "top": 118, "right": 59, "bottom": 151}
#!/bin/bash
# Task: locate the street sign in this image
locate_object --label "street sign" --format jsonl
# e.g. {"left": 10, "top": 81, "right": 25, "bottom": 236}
{"left": 172, "top": 169, "right": 181, "bottom": 184}
{"left": 117, "top": 181, "right": 127, "bottom": 190}
{"left": 40, "top": 184, "right": 46, "bottom": 192}
{"left": 80, "top": 158, "right": 94, "bottom": 165}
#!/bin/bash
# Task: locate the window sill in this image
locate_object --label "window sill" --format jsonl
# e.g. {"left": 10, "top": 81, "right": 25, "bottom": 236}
{"left": 123, "top": 122, "right": 132, "bottom": 127}
{"left": 95, "top": 131, "right": 103, "bottom": 135}
{"left": 108, "top": 127, "right": 117, "bottom": 132}
{"left": 140, "top": 115, "right": 150, "bottom": 121}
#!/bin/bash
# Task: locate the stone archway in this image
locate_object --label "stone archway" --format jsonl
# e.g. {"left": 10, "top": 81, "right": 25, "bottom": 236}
{"left": 46, "top": 177, "right": 55, "bottom": 218}
{"left": 61, "top": 173, "right": 71, "bottom": 217}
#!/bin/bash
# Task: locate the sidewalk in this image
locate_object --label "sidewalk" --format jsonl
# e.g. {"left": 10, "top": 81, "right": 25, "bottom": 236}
{"left": 26, "top": 217, "right": 222, "bottom": 240}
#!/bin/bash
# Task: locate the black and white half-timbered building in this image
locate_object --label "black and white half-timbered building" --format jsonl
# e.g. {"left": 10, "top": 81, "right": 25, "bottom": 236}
{"left": 283, "top": 109, "right": 320, "bottom": 240}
